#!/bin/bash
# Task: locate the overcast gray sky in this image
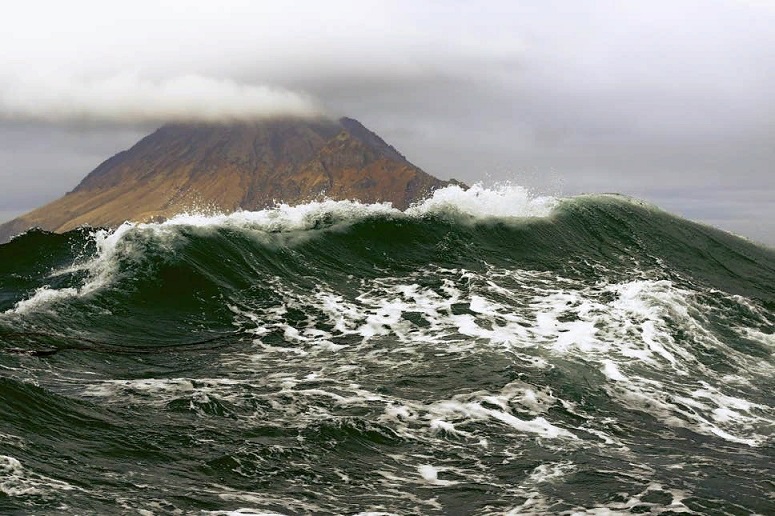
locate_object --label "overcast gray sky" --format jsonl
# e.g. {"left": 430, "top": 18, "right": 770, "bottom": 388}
{"left": 1, "top": 0, "right": 773, "bottom": 245}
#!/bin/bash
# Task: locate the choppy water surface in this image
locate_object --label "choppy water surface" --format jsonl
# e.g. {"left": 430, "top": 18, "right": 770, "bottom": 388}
{"left": 1, "top": 186, "right": 773, "bottom": 514}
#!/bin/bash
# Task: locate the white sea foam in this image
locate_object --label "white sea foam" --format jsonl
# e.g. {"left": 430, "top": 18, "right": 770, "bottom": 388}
{"left": 8, "top": 286, "right": 79, "bottom": 314}
{"left": 407, "top": 183, "right": 557, "bottom": 218}
{"left": 164, "top": 183, "right": 557, "bottom": 226}
{"left": 417, "top": 464, "right": 456, "bottom": 486}
{"left": 117, "top": 183, "right": 556, "bottom": 235}
{"left": 0, "top": 454, "right": 80, "bottom": 497}
{"left": 523, "top": 462, "right": 576, "bottom": 485}
{"left": 5, "top": 222, "right": 140, "bottom": 314}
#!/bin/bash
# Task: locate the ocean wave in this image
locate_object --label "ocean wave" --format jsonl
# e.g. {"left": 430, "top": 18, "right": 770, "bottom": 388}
{"left": 1, "top": 184, "right": 774, "bottom": 513}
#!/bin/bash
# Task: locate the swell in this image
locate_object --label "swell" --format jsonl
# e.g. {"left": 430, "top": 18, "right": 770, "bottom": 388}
{"left": 1, "top": 189, "right": 773, "bottom": 350}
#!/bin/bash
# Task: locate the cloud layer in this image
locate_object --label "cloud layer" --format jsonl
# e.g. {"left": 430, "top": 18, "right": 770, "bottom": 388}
{"left": 0, "top": 74, "right": 321, "bottom": 123}
{"left": 0, "top": 0, "right": 773, "bottom": 244}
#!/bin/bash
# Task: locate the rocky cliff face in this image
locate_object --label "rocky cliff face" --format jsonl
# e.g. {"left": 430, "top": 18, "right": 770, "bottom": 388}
{"left": 0, "top": 117, "right": 457, "bottom": 242}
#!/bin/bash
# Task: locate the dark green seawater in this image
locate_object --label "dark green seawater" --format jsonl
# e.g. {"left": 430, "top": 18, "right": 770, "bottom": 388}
{"left": 0, "top": 187, "right": 773, "bottom": 515}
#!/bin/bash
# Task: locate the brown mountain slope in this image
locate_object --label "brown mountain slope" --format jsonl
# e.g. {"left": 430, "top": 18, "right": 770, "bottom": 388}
{"left": 0, "top": 117, "right": 458, "bottom": 242}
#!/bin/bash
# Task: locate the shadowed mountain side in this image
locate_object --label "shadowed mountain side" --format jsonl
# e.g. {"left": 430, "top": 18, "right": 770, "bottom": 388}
{"left": 0, "top": 117, "right": 459, "bottom": 242}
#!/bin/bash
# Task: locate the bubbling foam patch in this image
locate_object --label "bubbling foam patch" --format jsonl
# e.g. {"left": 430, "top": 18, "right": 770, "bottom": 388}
{"left": 0, "top": 454, "right": 81, "bottom": 498}
{"left": 223, "top": 264, "right": 774, "bottom": 447}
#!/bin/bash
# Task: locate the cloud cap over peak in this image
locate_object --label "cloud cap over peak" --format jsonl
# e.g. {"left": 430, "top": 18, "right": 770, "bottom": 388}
{"left": 0, "top": 74, "right": 322, "bottom": 124}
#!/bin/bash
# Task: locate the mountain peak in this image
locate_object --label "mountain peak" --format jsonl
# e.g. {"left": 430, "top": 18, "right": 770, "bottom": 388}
{"left": 0, "top": 116, "right": 458, "bottom": 242}
{"left": 338, "top": 117, "right": 408, "bottom": 163}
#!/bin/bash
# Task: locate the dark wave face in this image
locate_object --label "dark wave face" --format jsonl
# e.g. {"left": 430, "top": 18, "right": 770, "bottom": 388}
{"left": 1, "top": 185, "right": 773, "bottom": 514}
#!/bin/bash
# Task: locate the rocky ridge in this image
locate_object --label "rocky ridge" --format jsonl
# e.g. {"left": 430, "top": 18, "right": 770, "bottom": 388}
{"left": 0, "top": 117, "right": 458, "bottom": 242}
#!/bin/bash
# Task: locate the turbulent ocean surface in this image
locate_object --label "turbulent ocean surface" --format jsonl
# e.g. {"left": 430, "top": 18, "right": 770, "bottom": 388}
{"left": 0, "top": 185, "right": 773, "bottom": 515}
